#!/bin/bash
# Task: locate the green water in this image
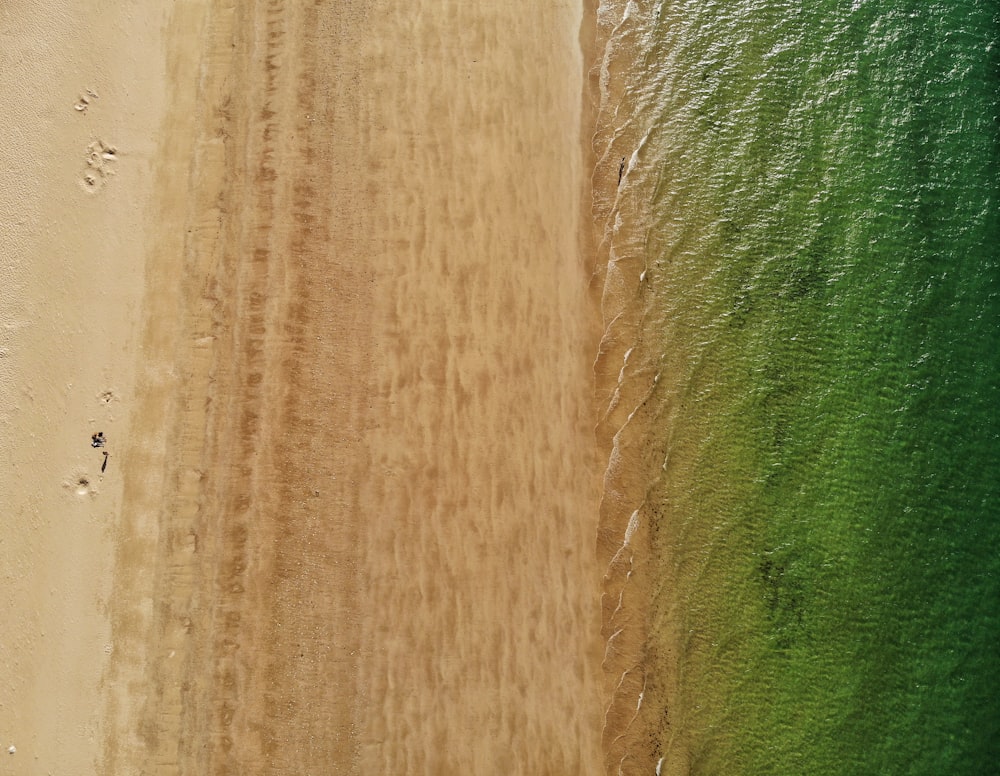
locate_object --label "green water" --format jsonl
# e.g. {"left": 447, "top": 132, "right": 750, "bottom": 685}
{"left": 600, "top": 0, "right": 999, "bottom": 772}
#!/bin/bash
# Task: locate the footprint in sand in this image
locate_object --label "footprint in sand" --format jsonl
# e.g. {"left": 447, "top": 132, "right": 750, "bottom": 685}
{"left": 73, "top": 88, "right": 99, "bottom": 113}
{"left": 80, "top": 139, "right": 118, "bottom": 193}
{"left": 64, "top": 470, "right": 98, "bottom": 498}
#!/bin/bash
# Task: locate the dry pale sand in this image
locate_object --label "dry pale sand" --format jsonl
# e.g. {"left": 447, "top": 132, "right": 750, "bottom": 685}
{"left": 0, "top": 3, "right": 174, "bottom": 773}
{"left": 1, "top": 1, "right": 606, "bottom": 775}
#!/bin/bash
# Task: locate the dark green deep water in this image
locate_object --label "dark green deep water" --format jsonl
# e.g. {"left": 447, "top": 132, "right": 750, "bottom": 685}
{"left": 603, "top": 1, "right": 999, "bottom": 772}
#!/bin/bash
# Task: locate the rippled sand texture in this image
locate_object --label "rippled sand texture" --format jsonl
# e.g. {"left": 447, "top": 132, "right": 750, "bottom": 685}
{"left": 102, "top": 1, "right": 602, "bottom": 775}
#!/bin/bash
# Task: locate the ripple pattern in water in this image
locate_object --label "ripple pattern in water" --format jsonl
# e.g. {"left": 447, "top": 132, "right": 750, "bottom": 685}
{"left": 593, "top": 1, "right": 1000, "bottom": 773}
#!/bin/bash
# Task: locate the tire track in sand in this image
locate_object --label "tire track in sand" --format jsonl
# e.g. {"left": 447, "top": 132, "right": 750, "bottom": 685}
{"left": 106, "top": 1, "right": 373, "bottom": 773}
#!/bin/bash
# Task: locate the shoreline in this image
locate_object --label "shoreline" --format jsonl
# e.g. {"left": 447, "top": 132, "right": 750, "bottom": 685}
{"left": 589, "top": 0, "right": 679, "bottom": 772}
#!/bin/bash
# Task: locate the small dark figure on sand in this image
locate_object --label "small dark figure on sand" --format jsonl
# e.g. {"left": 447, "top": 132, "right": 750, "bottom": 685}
{"left": 91, "top": 432, "right": 106, "bottom": 448}
{"left": 101, "top": 451, "right": 109, "bottom": 473}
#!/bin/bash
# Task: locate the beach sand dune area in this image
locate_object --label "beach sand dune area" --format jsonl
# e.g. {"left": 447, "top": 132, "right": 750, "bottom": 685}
{"left": 1, "top": 1, "right": 603, "bottom": 774}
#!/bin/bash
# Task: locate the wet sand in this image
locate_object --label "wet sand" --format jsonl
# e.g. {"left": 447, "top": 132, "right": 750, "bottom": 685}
{"left": 2, "top": 1, "right": 604, "bottom": 774}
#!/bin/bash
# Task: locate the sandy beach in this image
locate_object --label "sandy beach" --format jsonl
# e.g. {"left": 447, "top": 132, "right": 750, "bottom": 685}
{"left": 1, "top": 1, "right": 604, "bottom": 774}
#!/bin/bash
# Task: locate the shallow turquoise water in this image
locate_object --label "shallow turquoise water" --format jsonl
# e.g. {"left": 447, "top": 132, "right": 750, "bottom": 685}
{"left": 598, "top": 0, "right": 999, "bottom": 772}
